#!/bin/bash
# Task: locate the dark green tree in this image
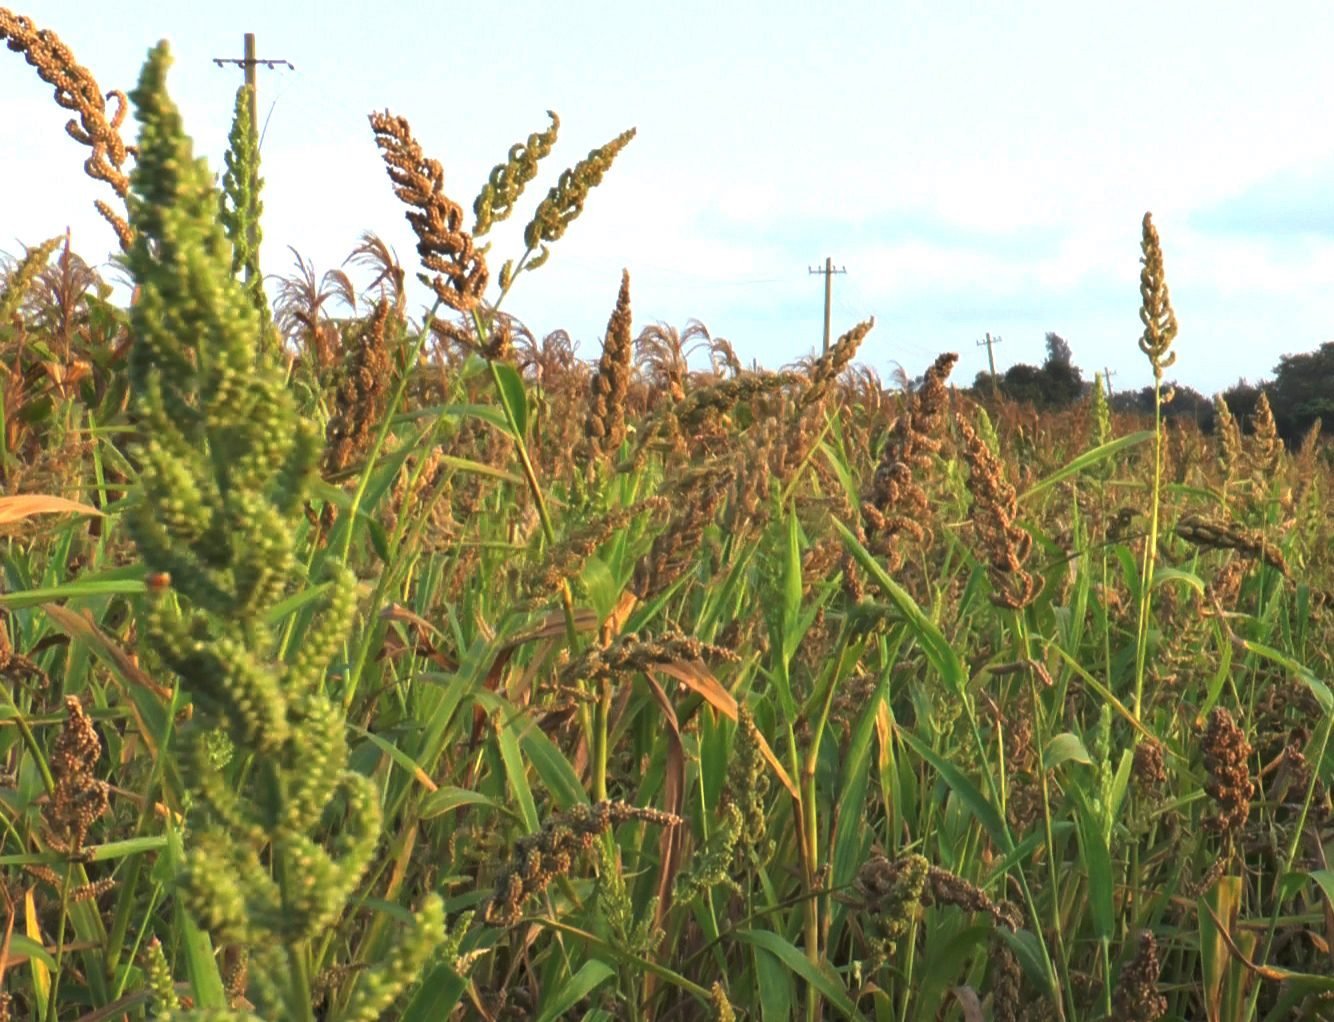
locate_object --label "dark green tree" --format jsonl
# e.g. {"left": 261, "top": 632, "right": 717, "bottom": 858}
{"left": 1270, "top": 341, "right": 1334, "bottom": 441}
{"left": 1039, "top": 332, "right": 1083, "bottom": 406}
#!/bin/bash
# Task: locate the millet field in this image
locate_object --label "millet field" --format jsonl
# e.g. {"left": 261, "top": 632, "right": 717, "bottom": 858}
{"left": 0, "top": 9, "right": 1332, "bottom": 1021}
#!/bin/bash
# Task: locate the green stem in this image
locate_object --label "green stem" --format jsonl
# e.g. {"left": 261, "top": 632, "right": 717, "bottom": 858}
{"left": 1132, "top": 380, "right": 1165, "bottom": 718}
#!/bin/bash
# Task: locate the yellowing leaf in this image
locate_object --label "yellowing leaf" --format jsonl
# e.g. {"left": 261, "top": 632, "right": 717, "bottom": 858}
{"left": 0, "top": 494, "right": 103, "bottom": 526}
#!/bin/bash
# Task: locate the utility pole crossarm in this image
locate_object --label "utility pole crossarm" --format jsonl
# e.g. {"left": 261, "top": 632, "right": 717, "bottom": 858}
{"left": 212, "top": 33, "right": 294, "bottom": 145}
{"left": 809, "top": 256, "right": 847, "bottom": 354}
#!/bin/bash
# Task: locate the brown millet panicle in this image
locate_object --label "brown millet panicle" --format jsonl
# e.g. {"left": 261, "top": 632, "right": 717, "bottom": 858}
{"left": 483, "top": 800, "right": 681, "bottom": 925}
{"left": 1133, "top": 738, "right": 1167, "bottom": 789}
{"left": 44, "top": 695, "right": 109, "bottom": 853}
{"left": 956, "top": 416, "right": 1042, "bottom": 610}
{"left": 1212, "top": 394, "right": 1243, "bottom": 481}
{"left": 559, "top": 629, "right": 739, "bottom": 688}
{"left": 989, "top": 937, "right": 1023, "bottom": 1022}
{"left": 0, "top": 9, "right": 133, "bottom": 249}
{"left": 631, "top": 462, "right": 733, "bottom": 600}
{"left": 324, "top": 297, "right": 393, "bottom": 474}
{"left": 369, "top": 110, "right": 487, "bottom": 313}
{"left": 1111, "top": 930, "right": 1169, "bottom": 1022}
{"left": 1137, "top": 212, "right": 1178, "bottom": 382}
{"left": 861, "top": 351, "right": 957, "bottom": 570}
{"left": 1201, "top": 706, "right": 1255, "bottom": 836}
{"left": 924, "top": 865, "right": 1022, "bottom": 931}
{"left": 798, "top": 318, "right": 875, "bottom": 410}
{"left": 525, "top": 497, "right": 666, "bottom": 597}
{"left": 1246, "top": 390, "right": 1283, "bottom": 480}
{"left": 1175, "top": 512, "right": 1289, "bottom": 577}
{"left": 584, "top": 269, "right": 633, "bottom": 462}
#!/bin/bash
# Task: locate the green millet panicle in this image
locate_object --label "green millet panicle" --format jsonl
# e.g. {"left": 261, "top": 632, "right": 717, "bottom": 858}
{"left": 474, "top": 109, "right": 559, "bottom": 237}
{"left": 123, "top": 42, "right": 435, "bottom": 1013}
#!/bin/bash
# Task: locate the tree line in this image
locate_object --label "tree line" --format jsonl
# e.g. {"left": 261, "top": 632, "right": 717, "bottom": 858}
{"left": 969, "top": 333, "right": 1333, "bottom": 445}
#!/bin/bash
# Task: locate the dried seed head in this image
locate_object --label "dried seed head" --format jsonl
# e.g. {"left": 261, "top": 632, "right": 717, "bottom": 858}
{"left": 799, "top": 318, "right": 875, "bottom": 410}
{"left": 1137, "top": 212, "right": 1178, "bottom": 382}
{"left": 325, "top": 298, "right": 394, "bottom": 474}
{"left": 484, "top": 800, "right": 681, "bottom": 925}
{"left": 1112, "top": 930, "right": 1168, "bottom": 1022}
{"left": 584, "top": 269, "right": 633, "bottom": 462}
{"left": 1175, "top": 512, "right": 1288, "bottom": 577}
{"left": 989, "top": 937, "right": 1022, "bottom": 1022}
{"left": 369, "top": 111, "right": 487, "bottom": 313}
{"left": 1200, "top": 706, "right": 1255, "bottom": 836}
{"left": 850, "top": 853, "right": 930, "bottom": 951}
{"left": 924, "top": 865, "right": 1022, "bottom": 931}
{"left": 560, "top": 629, "right": 738, "bottom": 688}
{"left": 0, "top": 10, "right": 133, "bottom": 248}
{"left": 862, "top": 351, "right": 956, "bottom": 569}
{"left": 44, "top": 696, "right": 109, "bottom": 853}
{"left": 1247, "top": 390, "right": 1283, "bottom": 478}
{"left": 525, "top": 498, "right": 663, "bottom": 596}
{"left": 1133, "top": 738, "right": 1167, "bottom": 789}
{"left": 631, "top": 463, "right": 734, "bottom": 600}
{"left": 956, "top": 415, "right": 1041, "bottom": 610}
{"left": 1213, "top": 395, "right": 1242, "bottom": 480}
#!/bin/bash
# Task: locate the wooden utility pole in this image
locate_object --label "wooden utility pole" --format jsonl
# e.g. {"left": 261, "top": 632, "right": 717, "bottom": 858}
{"left": 808, "top": 256, "right": 846, "bottom": 354}
{"left": 213, "top": 34, "right": 293, "bottom": 142}
{"left": 1102, "top": 367, "right": 1117, "bottom": 396}
{"left": 977, "top": 332, "right": 1002, "bottom": 384}
{"left": 212, "top": 35, "right": 292, "bottom": 278}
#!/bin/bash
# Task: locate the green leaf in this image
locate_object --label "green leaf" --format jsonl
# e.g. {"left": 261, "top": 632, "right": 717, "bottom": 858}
{"left": 0, "top": 577, "right": 147, "bottom": 610}
{"left": 735, "top": 930, "right": 867, "bottom": 1020}
{"left": 496, "top": 708, "right": 540, "bottom": 833}
{"left": 1151, "top": 566, "right": 1205, "bottom": 595}
{"left": 899, "top": 729, "right": 1011, "bottom": 853}
{"left": 419, "top": 786, "right": 513, "bottom": 821}
{"left": 1310, "top": 868, "right": 1334, "bottom": 912}
{"left": 399, "top": 962, "right": 468, "bottom": 1021}
{"left": 580, "top": 555, "right": 618, "bottom": 620}
{"left": 1043, "top": 732, "right": 1092, "bottom": 770}
{"left": 782, "top": 511, "right": 803, "bottom": 664}
{"left": 833, "top": 518, "right": 966, "bottom": 693}
{"left": 88, "top": 835, "right": 169, "bottom": 861}
{"left": 1017, "top": 430, "right": 1153, "bottom": 502}
{"left": 1242, "top": 641, "right": 1332, "bottom": 713}
{"left": 831, "top": 675, "right": 887, "bottom": 894}
{"left": 754, "top": 941, "right": 795, "bottom": 1022}
{"left": 164, "top": 824, "right": 226, "bottom": 1009}
{"left": 493, "top": 361, "right": 529, "bottom": 439}
{"left": 994, "top": 927, "right": 1051, "bottom": 988}
{"left": 1069, "top": 786, "right": 1115, "bottom": 941}
{"left": 535, "top": 960, "right": 614, "bottom": 1022}
{"left": 520, "top": 722, "right": 590, "bottom": 810}
{"left": 6, "top": 934, "right": 56, "bottom": 969}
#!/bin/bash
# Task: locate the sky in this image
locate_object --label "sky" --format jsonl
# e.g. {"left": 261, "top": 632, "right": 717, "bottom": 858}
{"left": 6, "top": 1, "right": 1334, "bottom": 395}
